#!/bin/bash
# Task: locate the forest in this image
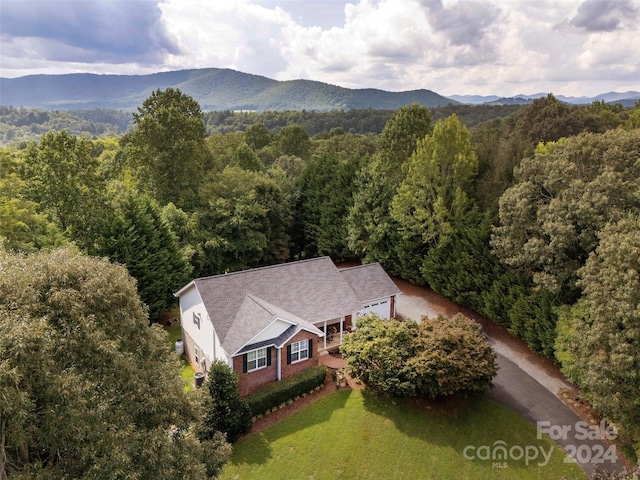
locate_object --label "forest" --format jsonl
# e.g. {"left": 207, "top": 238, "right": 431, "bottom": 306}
{"left": 1, "top": 88, "right": 640, "bottom": 475}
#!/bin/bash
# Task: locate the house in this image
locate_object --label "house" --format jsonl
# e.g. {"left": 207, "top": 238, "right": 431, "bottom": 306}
{"left": 175, "top": 257, "right": 401, "bottom": 395}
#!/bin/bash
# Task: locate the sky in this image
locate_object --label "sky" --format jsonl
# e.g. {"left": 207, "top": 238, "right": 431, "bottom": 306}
{"left": 1, "top": 0, "right": 639, "bottom": 97}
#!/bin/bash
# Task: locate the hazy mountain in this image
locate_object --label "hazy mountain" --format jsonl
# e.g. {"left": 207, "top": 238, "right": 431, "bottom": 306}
{"left": 453, "top": 91, "right": 639, "bottom": 106}
{"left": 0, "top": 68, "right": 456, "bottom": 111}
{"left": 2, "top": 68, "right": 636, "bottom": 111}
{"left": 448, "top": 95, "right": 501, "bottom": 104}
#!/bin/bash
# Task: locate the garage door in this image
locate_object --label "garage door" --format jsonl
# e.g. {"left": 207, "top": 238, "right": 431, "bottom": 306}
{"left": 359, "top": 299, "right": 390, "bottom": 319}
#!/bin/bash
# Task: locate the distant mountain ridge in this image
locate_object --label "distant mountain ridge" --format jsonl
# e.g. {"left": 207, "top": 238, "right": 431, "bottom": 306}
{"left": 451, "top": 91, "right": 640, "bottom": 106}
{"left": 1, "top": 68, "right": 637, "bottom": 111}
{"left": 0, "top": 68, "right": 456, "bottom": 111}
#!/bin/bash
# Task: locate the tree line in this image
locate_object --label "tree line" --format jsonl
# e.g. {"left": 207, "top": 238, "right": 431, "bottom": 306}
{"left": 1, "top": 87, "right": 640, "bottom": 472}
{"left": 0, "top": 103, "right": 524, "bottom": 147}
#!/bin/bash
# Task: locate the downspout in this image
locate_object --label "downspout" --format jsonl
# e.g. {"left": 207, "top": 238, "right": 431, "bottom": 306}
{"left": 277, "top": 346, "right": 281, "bottom": 380}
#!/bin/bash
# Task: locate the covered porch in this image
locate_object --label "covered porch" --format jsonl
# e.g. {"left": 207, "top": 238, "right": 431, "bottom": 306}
{"left": 316, "top": 315, "right": 354, "bottom": 352}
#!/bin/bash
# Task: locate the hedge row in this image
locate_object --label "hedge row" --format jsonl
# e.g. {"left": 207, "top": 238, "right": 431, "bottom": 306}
{"left": 245, "top": 365, "right": 327, "bottom": 417}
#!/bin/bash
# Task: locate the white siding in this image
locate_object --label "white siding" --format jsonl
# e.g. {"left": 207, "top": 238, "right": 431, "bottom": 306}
{"left": 179, "top": 284, "right": 225, "bottom": 364}
{"left": 249, "top": 318, "right": 292, "bottom": 344}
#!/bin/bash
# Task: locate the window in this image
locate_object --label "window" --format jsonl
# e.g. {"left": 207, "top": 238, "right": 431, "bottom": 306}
{"left": 194, "top": 347, "right": 200, "bottom": 365}
{"left": 247, "top": 348, "right": 268, "bottom": 372}
{"left": 290, "top": 339, "right": 309, "bottom": 363}
{"left": 193, "top": 312, "right": 201, "bottom": 329}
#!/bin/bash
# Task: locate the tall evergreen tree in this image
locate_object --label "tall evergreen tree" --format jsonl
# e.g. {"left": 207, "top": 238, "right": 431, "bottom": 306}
{"left": 198, "top": 361, "right": 252, "bottom": 444}
{"left": 391, "top": 114, "right": 479, "bottom": 284}
{"left": 96, "top": 192, "right": 192, "bottom": 320}
{"left": 348, "top": 103, "right": 432, "bottom": 274}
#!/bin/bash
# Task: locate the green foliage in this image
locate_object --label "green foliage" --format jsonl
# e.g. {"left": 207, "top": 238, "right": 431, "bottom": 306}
{"left": 0, "top": 248, "right": 230, "bottom": 479}
{"left": 348, "top": 103, "right": 433, "bottom": 275}
{"left": 554, "top": 302, "right": 588, "bottom": 385}
{"left": 492, "top": 129, "right": 640, "bottom": 300}
{"left": 341, "top": 314, "right": 497, "bottom": 398}
{"left": 296, "top": 153, "right": 362, "bottom": 259}
{"left": 94, "top": 192, "right": 192, "bottom": 320}
{"left": 122, "top": 88, "right": 211, "bottom": 209}
{"left": 275, "top": 124, "right": 312, "bottom": 160}
{"left": 20, "top": 130, "right": 107, "bottom": 248}
{"left": 243, "top": 122, "right": 272, "bottom": 150}
{"left": 0, "top": 150, "right": 65, "bottom": 252}
{"left": 392, "top": 114, "right": 478, "bottom": 246}
{"left": 507, "top": 288, "right": 557, "bottom": 358}
{"left": 231, "top": 142, "right": 264, "bottom": 171}
{"left": 244, "top": 365, "right": 327, "bottom": 417}
{"left": 0, "top": 106, "right": 130, "bottom": 147}
{"left": 196, "top": 166, "right": 290, "bottom": 275}
{"left": 566, "top": 217, "right": 640, "bottom": 458}
{"left": 340, "top": 315, "right": 419, "bottom": 396}
{"left": 409, "top": 314, "right": 498, "bottom": 398}
{"left": 420, "top": 212, "right": 497, "bottom": 313}
{"left": 198, "top": 361, "right": 252, "bottom": 443}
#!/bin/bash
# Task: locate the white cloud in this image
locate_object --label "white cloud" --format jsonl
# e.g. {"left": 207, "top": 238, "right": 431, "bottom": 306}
{"left": 0, "top": 0, "right": 638, "bottom": 97}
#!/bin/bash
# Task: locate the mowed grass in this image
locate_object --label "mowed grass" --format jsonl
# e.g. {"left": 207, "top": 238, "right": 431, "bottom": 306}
{"left": 165, "top": 324, "right": 195, "bottom": 391}
{"left": 223, "top": 389, "right": 586, "bottom": 480}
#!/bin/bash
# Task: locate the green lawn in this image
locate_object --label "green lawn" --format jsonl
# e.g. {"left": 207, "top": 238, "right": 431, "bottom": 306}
{"left": 223, "top": 389, "right": 586, "bottom": 480}
{"left": 165, "top": 324, "right": 195, "bottom": 392}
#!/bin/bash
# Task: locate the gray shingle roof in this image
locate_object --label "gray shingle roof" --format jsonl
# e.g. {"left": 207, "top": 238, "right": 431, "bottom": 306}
{"left": 190, "top": 257, "right": 364, "bottom": 353}
{"left": 226, "top": 294, "right": 322, "bottom": 355}
{"left": 339, "top": 263, "right": 402, "bottom": 302}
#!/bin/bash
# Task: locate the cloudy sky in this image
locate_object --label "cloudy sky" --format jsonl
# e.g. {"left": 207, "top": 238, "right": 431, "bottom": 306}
{"left": 1, "top": 0, "right": 639, "bottom": 97}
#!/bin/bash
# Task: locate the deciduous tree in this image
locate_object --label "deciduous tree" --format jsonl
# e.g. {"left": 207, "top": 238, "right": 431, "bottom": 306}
{"left": 564, "top": 217, "right": 640, "bottom": 457}
{"left": 20, "top": 131, "right": 106, "bottom": 249}
{"left": 0, "top": 248, "right": 230, "bottom": 479}
{"left": 121, "top": 88, "right": 211, "bottom": 209}
{"left": 492, "top": 129, "right": 640, "bottom": 300}
{"left": 348, "top": 103, "right": 432, "bottom": 275}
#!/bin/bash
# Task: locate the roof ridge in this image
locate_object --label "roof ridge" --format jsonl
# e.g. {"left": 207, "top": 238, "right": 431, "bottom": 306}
{"left": 339, "top": 262, "right": 380, "bottom": 272}
{"left": 194, "top": 256, "right": 331, "bottom": 282}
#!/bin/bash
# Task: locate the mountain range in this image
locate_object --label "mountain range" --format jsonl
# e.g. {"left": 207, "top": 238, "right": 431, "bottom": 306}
{"left": 1, "top": 68, "right": 638, "bottom": 111}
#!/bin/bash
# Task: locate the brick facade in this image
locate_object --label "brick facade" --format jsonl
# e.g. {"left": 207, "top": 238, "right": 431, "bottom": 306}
{"left": 234, "top": 329, "right": 320, "bottom": 396}
{"left": 279, "top": 330, "right": 319, "bottom": 380}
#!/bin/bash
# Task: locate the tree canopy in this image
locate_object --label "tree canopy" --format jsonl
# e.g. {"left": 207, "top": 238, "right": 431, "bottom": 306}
{"left": 340, "top": 314, "right": 497, "bottom": 398}
{"left": 0, "top": 248, "right": 230, "bottom": 479}
{"left": 122, "top": 88, "right": 212, "bottom": 209}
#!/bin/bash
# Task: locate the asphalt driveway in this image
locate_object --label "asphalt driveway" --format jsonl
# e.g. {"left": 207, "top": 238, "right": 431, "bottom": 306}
{"left": 394, "top": 280, "right": 624, "bottom": 478}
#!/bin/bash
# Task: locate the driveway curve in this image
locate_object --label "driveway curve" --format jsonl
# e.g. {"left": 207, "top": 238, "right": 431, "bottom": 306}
{"left": 393, "top": 277, "right": 624, "bottom": 478}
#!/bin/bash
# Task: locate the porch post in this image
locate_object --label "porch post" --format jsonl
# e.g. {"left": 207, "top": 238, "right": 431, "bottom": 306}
{"left": 323, "top": 320, "right": 327, "bottom": 349}
{"left": 339, "top": 318, "right": 344, "bottom": 343}
{"left": 276, "top": 346, "right": 281, "bottom": 380}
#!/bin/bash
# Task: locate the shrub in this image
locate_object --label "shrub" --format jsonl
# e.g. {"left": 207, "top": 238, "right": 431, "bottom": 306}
{"left": 198, "top": 361, "right": 252, "bottom": 443}
{"left": 245, "top": 365, "right": 327, "bottom": 416}
{"left": 341, "top": 313, "right": 497, "bottom": 398}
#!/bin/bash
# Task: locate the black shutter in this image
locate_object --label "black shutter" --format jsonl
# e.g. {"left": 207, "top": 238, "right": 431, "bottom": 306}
{"left": 286, "top": 345, "right": 292, "bottom": 364}
{"left": 266, "top": 347, "right": 272, "bottom": 366}
{"left": 242, "top": 353, "right": 248, "bottom": 373}
{"left": 308, "top": 338, "right": 313, "bottom": 358}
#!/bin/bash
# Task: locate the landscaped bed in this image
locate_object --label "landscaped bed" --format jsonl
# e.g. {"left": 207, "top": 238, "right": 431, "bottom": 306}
{"left": 223, "top": 389, "right": 586, "bottom": 480}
